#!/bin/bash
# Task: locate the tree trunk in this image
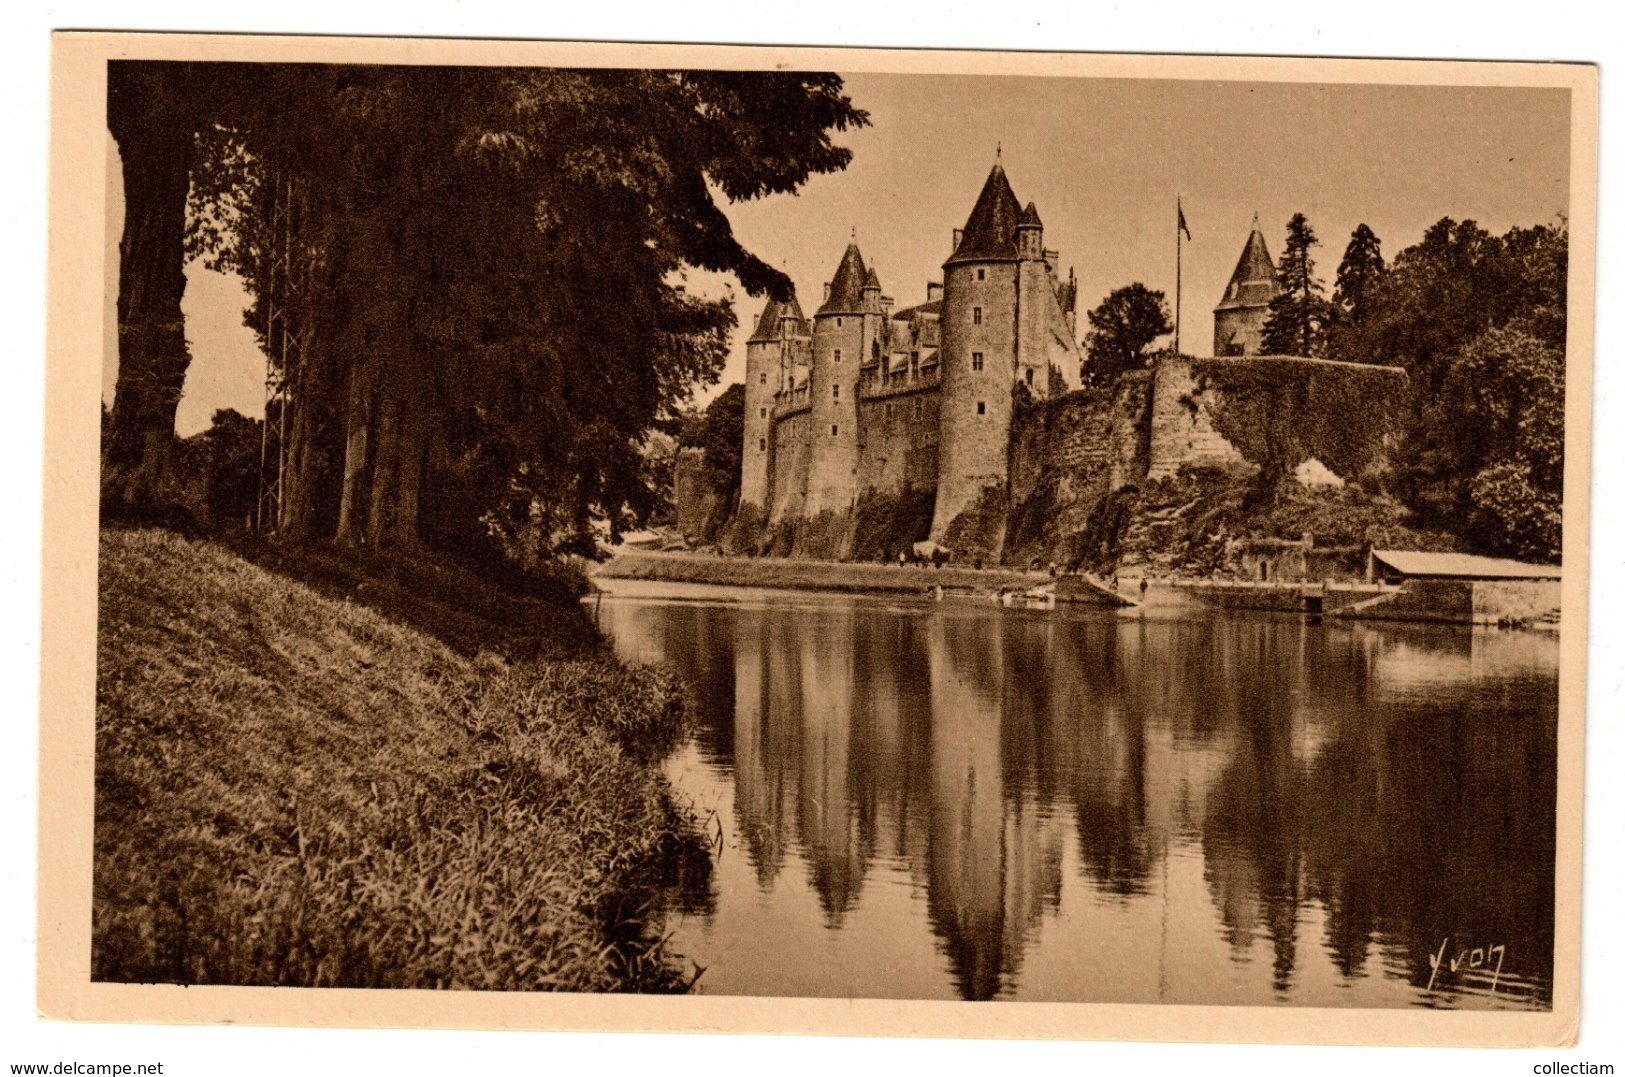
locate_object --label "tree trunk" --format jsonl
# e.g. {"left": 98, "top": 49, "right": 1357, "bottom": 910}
{"left": 335, "top": 360, "right": 373, "bottom": 546}
{"left": 391, "top": 380, "right": 428, "bottom": 549}
{"left": 103, "top": 63, "right": 197, "bottom": 516}
{"left": 366, "top": 385, "right": 400, "bottom": 548}
{"left": 279, "top": 332, "right": 324, "bottom": 541}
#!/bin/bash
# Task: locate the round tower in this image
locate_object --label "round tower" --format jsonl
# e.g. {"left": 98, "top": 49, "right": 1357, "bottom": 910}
{"left": 741, "top": 293, "right": 804, "bottom": 514}
{"left": 1213, "top": 215, "right": 1281, "bottom": 356}
{"left": 806, "top": 241, "right": 871, "bottom": 522}
{"left": 931, "top": 160, "right": 1024, "bottom": 544}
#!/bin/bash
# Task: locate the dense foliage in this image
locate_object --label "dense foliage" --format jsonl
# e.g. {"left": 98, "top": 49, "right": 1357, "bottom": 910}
{"left": 1081, "top": 283, "right": 1172, "bottom": 385}
{"left": 1260, "top": 213, "right": 1333, "bottom": 357}
{"left": 107, "top": 62, "right": 867, "bottom": 574}
{"left": 1334, "top": 217, "right": 1568, "bottom": 560}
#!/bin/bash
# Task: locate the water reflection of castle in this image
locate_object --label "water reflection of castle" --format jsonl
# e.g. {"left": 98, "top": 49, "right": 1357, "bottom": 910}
{"left": 640, "top": 605, "right": 1557, "bottom": 1005}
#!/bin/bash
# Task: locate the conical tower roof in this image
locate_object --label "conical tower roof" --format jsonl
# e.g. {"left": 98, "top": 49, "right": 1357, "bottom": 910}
{"left": 1018, "top": 201, "right": 1043, "bottom": 229}
{"left": 1216, "top": 222, "right": 1281, "bottom": 311}
{"left": 863, "top": 264, "right": 882, "bottom": 290}
{"left": 817, "top": 242, "right": 869, "bottom": 315}
{"left": 748, "top": 291, "right": 807, "bottom": 342}
{"left": 945, "top": 162, "right": 1024, "bottom": 266}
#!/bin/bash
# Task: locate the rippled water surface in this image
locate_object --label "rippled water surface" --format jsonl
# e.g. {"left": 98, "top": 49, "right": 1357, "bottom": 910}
{"left": 595, "top": 581, "right": 1558, "bottom": 1008}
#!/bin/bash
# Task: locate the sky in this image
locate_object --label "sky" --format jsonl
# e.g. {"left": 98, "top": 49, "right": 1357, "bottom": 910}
{"left": 104, "top": 73, "right": 1571, "bottom": 434}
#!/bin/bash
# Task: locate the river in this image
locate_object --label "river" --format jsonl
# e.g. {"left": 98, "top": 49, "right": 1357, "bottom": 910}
{"left": 593, "top": 580, "right": 1558, "bottom": 1008}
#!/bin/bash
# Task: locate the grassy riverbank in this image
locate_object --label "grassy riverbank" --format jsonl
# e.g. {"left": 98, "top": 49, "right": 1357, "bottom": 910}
{"left": 94, "top": 528, "right": 706, "bottom": 991}
{"left": 594, "top": 547, "right": 1048, "bottom": 595}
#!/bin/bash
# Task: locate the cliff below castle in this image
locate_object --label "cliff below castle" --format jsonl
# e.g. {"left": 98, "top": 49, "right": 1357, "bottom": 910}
{"left": 679, "top": 354, "right": 1443, "bottom": 577}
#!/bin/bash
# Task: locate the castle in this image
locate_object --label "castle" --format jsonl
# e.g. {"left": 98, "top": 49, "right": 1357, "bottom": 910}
{"left": 736, "top": 163, "right": 1394, "bottom": 563}
{"left": 741, "top": 159, "right": 1080, "bottom": 554}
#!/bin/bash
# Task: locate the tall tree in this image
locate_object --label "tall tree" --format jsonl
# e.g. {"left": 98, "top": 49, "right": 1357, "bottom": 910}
{"left": 173, "top": 66, "right": 867, "bottom": 568}
{"left": 1338, "top": 216, "right": 1567, "bottom": 546}
{"left": 1325, "top": 224, "right": 1387, "bottom": 363}
{"left": 103, "top": 62, "right": 206, "bottom": 515}
{"left": 1081, "top": 283, "right": 1172, "bottom": 386}
{"left": 1260, "top": 213, "right": 1331, "bottom": 357}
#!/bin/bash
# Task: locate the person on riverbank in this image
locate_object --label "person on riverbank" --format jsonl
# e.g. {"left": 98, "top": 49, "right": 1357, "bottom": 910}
{"left": 1140, "top": 577, "right": 1149, "bottom": 601}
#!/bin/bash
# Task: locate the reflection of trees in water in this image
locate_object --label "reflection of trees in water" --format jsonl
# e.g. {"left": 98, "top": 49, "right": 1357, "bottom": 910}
{"left": 1052, "top": 623, "right": 1156, "bottom": 898}
{"left": 623, "top": 598, "right": 1557, "bottom": 1005}
{"left": 1197, "top": 623, "right": 1309, "bottom": 991}
{"left": 1302, "top": 675, "right": 1557, "bottom": 1003}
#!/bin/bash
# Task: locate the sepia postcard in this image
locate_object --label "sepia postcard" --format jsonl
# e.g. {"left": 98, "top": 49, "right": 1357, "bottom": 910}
{"left": 40, "top": 32, "right": 1596, "bottom": 1047}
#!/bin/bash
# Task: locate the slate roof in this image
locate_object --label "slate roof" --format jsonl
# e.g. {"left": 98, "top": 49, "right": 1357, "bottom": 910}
{"left": 1018, "top": 201, "right": 1043, "bottom": 229}
{"left": 1215, "top": 226, "right": 1281, "bottom": 311}
{"left": 945, "top": 163, "right": 1025, "bottom": 266}
{"left": 817, "top": 242, "right": 870, "bottom": 315}
{"left": 1370, "top": 550, "right": 1562, "bottom": 580}
{"left": 747, "top": 292, "right": 808, "bottom": 342}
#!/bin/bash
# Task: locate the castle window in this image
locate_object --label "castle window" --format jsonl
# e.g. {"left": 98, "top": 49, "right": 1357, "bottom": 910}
{"left": 759, "top": 437, "right": 766, "bottom": 451}
{"left": 760, "top": 372, "right": 767, "bottom": 384}
{"left": 973, "top": 307, "right": 983, "bottom": 325}
{"left": 977, "top": 268, "right": 985, "bottom": 281}
{"left": 977, "top": 401, "right": 986, "bottom": 415}
{"left": 833, "top": 384, "right": 840, "bottom": 400}
{"left": 972, "top": 351, "right": 984, "bottom": 371}
{"left": 837, "top": 318, "right": 843, "bottom": 328}
{"left": 834, "top": 348, "right": 842, "bottom": 363}
{"left": 760, "top": 407, "right": 767, "bottom": 418}
{"left": 831, "top": 424, "right": 839, "bottom": 437}
{"left": 1025, "top": 368, "right": 1034, "bottom": 386}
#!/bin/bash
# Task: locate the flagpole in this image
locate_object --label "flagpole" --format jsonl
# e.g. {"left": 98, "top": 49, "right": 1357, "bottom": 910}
{"left": 1175, "top": 196, "right": 1183, "bottom": 356}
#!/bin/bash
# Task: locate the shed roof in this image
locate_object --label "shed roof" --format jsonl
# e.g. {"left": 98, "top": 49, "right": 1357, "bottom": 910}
{"left": 1370, "top": 550, "right": 1561, "bottom": 580}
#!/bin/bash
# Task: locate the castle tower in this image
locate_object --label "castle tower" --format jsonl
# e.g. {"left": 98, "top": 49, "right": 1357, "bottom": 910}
{"left": 1213, "top": 217, "right": 1281, "bottom": 356}
{"left": 805, "top": 241, "right": 875, "bottom": 519}
{"left": 1014, "top": 201, "right": 1056, "bottom": 396}
{"left": 931, "top": 160, "right": 1078, "bottom": 545}
{"left": 741, "top": 292, "right": 806, "bottom": 515}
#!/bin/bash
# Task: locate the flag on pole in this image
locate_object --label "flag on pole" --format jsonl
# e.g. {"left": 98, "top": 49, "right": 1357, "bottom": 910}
{"left": 1178, "top": 200, "right": 1192, "bottom": 240}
